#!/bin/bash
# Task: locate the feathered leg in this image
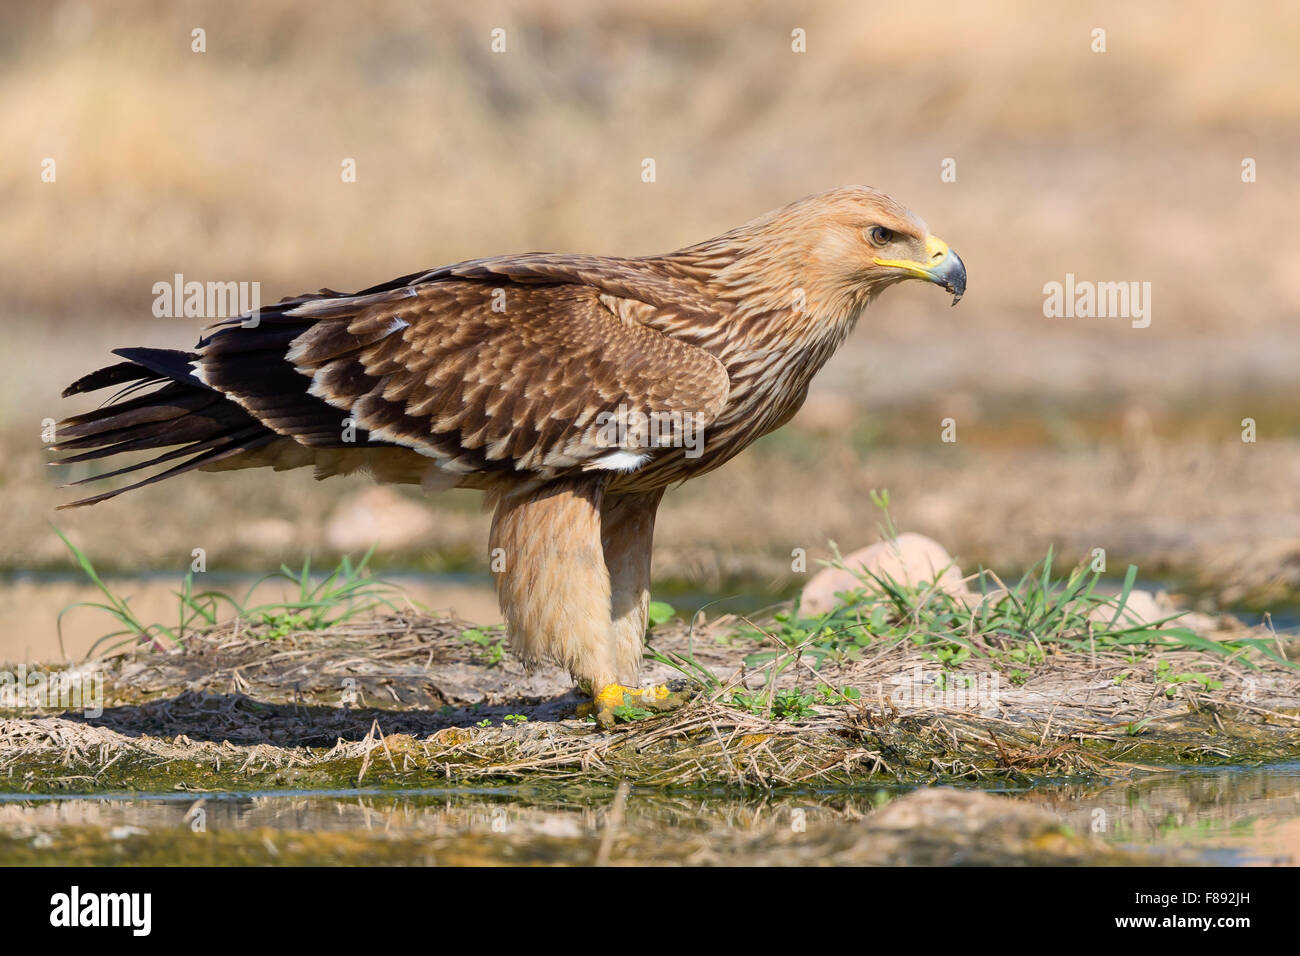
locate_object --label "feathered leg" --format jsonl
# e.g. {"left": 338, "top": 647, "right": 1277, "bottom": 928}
{"left": 601, "top": 489, "right": 665, "bottom": 685}
{"left": 589, "top": 488, "right": 685, "bottom": 722}
{"left": 489, "top": 480, "right": 679, "bottom": 726}
{"left": 489, "top": 477, "right": 623, "bottom": 691}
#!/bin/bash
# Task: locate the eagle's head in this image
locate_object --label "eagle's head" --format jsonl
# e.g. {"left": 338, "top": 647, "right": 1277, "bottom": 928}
{"left": 699, "top": 186, "right": 963, "bottom": 320}
{"left": 781, "top": 184, "right": 966, "bottom": 307}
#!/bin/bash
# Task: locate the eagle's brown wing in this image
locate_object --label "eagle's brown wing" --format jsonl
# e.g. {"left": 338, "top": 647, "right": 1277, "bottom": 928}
{"left": 55, "top": 257, "right": 731, "bottom": 503}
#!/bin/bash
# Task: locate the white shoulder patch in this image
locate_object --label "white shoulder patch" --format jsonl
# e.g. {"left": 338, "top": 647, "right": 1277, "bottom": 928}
{"left": 588, "top": 450, "right": 651, "bottom": 472}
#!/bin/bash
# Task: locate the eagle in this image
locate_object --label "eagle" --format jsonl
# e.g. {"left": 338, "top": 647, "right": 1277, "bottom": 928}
{"left": 53, "top": 186, "right": 966, "bottom": 725}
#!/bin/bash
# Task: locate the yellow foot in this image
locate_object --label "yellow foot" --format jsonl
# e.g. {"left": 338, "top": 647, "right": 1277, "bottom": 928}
{"left": 576, "top": 683, "right": 688, "bottom": 728}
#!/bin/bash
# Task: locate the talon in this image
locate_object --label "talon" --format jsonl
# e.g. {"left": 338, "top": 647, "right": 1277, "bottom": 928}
{"left": 596, "top": 684, "right": 631, "bottom": 708}
{"left": 577, "top": 683, "right": 689, "bottom": 725}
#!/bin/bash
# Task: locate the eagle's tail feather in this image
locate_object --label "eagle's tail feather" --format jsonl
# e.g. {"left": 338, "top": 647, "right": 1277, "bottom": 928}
{"left": 51, "top": 348, "right": 277, "bottom": 508}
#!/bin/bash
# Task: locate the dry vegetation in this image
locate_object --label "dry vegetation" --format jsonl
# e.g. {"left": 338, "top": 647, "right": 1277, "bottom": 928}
{"left": 4, "top": 600, "right": 1298, "bottom": 796}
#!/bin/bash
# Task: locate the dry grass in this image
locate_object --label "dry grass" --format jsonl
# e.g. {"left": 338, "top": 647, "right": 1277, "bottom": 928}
{"left": 2, "top": 607, "right": 1297, "bottom": 793}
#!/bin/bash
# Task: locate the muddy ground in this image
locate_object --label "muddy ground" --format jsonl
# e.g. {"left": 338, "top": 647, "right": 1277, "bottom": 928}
{"left": 2, "top": 610, "right": 1298, "bottom": 838}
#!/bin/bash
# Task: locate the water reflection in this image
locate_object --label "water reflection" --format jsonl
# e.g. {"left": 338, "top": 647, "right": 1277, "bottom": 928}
{"left": 2, "top": 766, "right": 1298, "bottom": 865}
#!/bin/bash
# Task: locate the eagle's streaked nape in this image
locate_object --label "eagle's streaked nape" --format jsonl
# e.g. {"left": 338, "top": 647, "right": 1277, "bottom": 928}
{"left": 53, "top": 185, "right": 967, "bottom": 725}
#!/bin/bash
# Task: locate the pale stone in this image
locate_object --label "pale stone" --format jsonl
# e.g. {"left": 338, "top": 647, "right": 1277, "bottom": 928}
{"left": 1085, "top": 588, "right": 1169, "bottom": 628}
{"left": 800, "top": 533, "right": 967, "bottom": 615}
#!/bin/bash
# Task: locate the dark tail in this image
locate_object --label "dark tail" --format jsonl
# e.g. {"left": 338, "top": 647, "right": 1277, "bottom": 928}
{"left": 52, "top": 347, "right": 276, "bottom": 508}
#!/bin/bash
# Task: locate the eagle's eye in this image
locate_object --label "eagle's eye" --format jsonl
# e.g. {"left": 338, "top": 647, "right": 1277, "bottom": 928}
{"left": 866, "top": 226, "right": 894, "bottom": 247}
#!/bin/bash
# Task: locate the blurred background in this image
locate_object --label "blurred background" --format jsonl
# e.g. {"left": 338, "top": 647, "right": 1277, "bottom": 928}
{"left": 2, "top": 0, "right": 1298, "bottom": 658}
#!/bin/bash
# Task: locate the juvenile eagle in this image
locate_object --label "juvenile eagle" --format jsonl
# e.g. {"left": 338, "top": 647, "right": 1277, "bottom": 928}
{"left": 54, "top": 186, "right": 966, "bottom": 725}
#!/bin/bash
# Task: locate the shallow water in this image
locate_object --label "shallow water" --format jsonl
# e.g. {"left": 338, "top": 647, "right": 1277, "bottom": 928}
{"left": 2, "top": 764, "right": 1298, "bottom": 865}
{"left": 1005, "top": 762, "right": 1300, "bottom": 865}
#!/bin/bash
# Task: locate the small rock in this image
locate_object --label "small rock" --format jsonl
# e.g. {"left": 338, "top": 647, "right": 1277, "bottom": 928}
{"left": 967, "top": 587, "right": 1011, "bottom": 610}
{"left": 1085, "top": 589, "right": 1170, "bottom": 628}
{"left": 800, "top": 533, "right": 968, "bottom": 615}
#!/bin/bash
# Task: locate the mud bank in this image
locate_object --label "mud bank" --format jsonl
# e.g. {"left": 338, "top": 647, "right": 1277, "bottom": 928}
{"left": 3, "top": 612, "right": 1297, "bottom": 794}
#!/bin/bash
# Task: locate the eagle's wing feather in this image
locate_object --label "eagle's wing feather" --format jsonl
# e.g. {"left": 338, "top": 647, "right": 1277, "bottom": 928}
{"left": 198, "top": 262, "right": 730, "bottom": 479}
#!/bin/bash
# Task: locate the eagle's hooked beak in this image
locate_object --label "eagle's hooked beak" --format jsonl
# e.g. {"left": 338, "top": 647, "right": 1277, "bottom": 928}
{"left": 873, "top": 235, "right": 967, "bottom": 305}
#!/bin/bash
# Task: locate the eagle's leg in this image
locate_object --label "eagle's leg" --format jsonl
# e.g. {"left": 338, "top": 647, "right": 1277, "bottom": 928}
{"left": 489, "top": 477, "right": 625, "bottom": 700}
{"left": 588, "top": 488, "right": 686, "bottom": 722}
{"left": 489, "top": 479, "right": 682, "bottom": 727}
{"left": 600, "top": 489, "right": 664, "bottom": 687}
